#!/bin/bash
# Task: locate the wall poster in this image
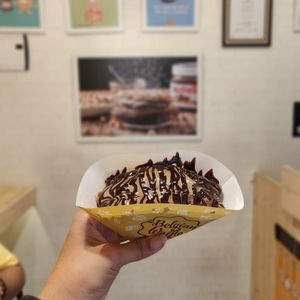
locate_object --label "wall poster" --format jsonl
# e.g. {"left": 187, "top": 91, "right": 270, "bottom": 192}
{"left": 0, "top": 0, "right": 45, "bottom": 33}
{"left": 66, "top": 0, "right": 123, "bottom": 33}
{"left": 295, "top": 0, "right": 300, "bottom": 32}
{"left": 74, "top": 55, "right": 202, "bottom": 142}
{"left": 143, "top": 0, "right": 198, "bottom": 32}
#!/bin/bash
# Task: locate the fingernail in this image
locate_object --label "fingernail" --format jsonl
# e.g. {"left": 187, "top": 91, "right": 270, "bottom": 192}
{"left": 149, "top": 235, "right": 167, "bottom": 251}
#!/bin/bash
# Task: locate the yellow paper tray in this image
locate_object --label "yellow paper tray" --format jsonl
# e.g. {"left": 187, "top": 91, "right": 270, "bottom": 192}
{"left": 83, "top": 204, "right": 233, "bottom": 239}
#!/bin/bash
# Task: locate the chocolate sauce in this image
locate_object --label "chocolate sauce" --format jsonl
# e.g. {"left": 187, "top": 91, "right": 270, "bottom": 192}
{"left": 97, "top": 153, "right": 224, "bottom": 208}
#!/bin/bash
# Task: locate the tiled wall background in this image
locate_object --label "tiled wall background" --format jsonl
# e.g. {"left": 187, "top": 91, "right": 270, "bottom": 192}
{"left": 1, "top": 0, "right": 300, "bottom": 299}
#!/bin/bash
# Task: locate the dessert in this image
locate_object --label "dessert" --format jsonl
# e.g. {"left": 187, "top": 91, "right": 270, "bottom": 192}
{"left": 97, "top": 153, "right": 224, "bottom": 208}
{"left": 112, "top": 89, "right": 178, "bottom": 129}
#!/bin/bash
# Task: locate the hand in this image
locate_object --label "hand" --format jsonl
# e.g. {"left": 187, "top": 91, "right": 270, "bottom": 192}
{"left": 39, "top": 210, "right": 167, "bottom": 300}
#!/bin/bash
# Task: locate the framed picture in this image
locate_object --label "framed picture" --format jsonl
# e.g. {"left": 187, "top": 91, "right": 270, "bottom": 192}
{"left": 142, "top": 0, "right": 198, "bottom": 32}
{"left": 66, "top": 0, "right": 123, "bottom": 34}
{"left": 295, "top": 0, "right": 300, "bottom": 32}
{"left": 0, "top": 0, "right": 45, "bottom": 33}
{"left": 74, "top": 55, "right": 202, "bottom": 142}
{"left": 293, "top": 102, "right": 300, "bottom": 137}
{"left": 223, "top": 0, "right": 273, "bottom": 46}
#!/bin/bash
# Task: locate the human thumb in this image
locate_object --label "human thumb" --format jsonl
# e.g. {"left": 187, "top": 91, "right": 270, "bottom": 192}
{"left": 113, "top": 235, "right": 167, "bottom": 267}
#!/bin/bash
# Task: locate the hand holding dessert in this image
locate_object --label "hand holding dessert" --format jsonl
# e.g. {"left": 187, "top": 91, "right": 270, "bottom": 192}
{"left": 39, "top": 210, "right": 167, "bottom": 300}
{"left": 36, "top": 151, "right": 243, "bottom": 300}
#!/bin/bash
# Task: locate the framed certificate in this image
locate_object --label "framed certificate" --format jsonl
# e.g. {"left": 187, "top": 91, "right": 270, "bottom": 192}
{"left": 295, "top": 0, "right": 300, "bottom": 32}
{"left": 223, "top": 0, "right": 273, "bottom": 46}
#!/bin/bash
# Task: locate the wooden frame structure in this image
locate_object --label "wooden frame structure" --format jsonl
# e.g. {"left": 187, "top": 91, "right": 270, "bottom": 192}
{"left": 251, "top": 166, "right": 300, "bottom": 300}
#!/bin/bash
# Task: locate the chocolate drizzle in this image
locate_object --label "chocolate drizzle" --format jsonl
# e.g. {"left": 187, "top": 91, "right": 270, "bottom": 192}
{"left": 97, "top": 153, "right": 224, "bottom": 208}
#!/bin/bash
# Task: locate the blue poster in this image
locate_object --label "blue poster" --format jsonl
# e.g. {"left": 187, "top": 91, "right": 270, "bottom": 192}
{"left": 146, "top": 0, "right": 196, "bottom": 29}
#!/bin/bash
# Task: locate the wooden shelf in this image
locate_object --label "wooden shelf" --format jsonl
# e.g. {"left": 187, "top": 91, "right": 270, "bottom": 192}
{"left": 251, "top": 173, "right": 281, "bottom": 300}
{"left": 0, "top": 186, "right": 37, "bottom": 235}
{"left": 251, "top": 165, "right": 300, "bottom": 300}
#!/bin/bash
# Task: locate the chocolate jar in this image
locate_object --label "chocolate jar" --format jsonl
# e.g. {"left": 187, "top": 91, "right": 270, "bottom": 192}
{"left": 170, "top": 63, "right": 197, "bottom": 103}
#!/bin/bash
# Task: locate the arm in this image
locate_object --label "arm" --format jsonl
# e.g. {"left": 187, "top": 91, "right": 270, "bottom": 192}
{"left": 39, "top": 210, "right": 167, "bottom": 300}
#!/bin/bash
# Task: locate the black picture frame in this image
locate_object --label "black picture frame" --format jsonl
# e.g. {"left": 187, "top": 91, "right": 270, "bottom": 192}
{"left": 223, "top": 0, "right": 273, "bottom": 47}
{"left": 293, "top": 102, "right": 300, "bottom": 137}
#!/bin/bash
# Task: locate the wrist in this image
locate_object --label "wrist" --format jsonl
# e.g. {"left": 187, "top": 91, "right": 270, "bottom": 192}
{"left": 39, "top": 271, "right": 108, "bottom": 300}
{"left": 39, "top": 288, "right": 77, "bottom": 300}
{"left": 39, "top": 271, "right": 77, "bottom": 300}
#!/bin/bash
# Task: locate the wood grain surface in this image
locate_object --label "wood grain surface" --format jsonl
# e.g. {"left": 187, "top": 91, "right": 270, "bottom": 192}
{"left": 0, "top": 186, "right": 37, "bottom": 234}
{"left": 251, "top": 166, "right": 300, "bottom": 300}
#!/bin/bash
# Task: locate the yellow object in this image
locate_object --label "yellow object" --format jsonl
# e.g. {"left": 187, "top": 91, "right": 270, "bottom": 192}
{"left": 84, "top": 204, "right": 232, "bottom": 239}
{"left": 0, "top": 244, "right": 18, "bottom": 270}
{"left": 77, "top": 151, "right": 244, "bottom": 240}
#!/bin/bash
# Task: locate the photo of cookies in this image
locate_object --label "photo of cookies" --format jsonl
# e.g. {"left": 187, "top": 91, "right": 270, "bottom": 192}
{"left": 75, "top": 56, "right": 201, "bottom": 142}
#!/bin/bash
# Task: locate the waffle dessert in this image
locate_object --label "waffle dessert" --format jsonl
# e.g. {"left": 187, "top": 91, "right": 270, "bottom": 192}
{"left": 112, "top": 89, "right": 178, "bottom": 129}
{"left": 97, "top": 153, "right": 224, "bottom": 208}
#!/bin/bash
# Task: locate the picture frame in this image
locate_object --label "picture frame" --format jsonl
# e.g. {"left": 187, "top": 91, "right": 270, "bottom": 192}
{"left": 65, "top": 0, "right": 123, "bottom": 34}
{"left": 74, "top": 54, "right": 202, "bottom": 143}
{"left": 292, "top": 101, "right": 300, "bottom": 138}
{"left": 223, "top": 0, "right": 273, "bottom": 47}
{"left": 293, "top": 102, "right": 300, "bottom": 137}
{"left": 295, "top": 0, "right": 300, "bottom": 32}
{"left": 142, "top": 0, "right": 199, "bottom": 32}
{"left": 0, "top": 0, "right": 45, "bottom": 33}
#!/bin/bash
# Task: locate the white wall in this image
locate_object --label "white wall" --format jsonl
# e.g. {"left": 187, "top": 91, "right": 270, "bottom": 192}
{"left": 0, "top": 0, "right": 300, "bottom": 299}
